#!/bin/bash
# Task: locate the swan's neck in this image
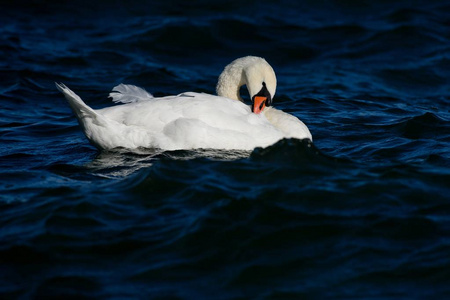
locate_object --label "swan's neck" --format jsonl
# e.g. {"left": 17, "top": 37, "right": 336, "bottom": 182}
{"left": 216, "top": 63, "right": 246, "bottom": 101}
{"left": 215, "top": 56, "right": 276, "bottom": 103}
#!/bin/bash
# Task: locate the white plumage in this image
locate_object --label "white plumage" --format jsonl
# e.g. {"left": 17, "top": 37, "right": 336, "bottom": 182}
{"left": 56, "top": 56, "right": 312, "bottom": 151}
{"left": 109, "top": 83, "right": 154, "bottom": 104}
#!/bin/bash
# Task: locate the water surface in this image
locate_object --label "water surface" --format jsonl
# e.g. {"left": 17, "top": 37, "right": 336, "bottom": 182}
{"left": 1, "top": 0, "right": 450, "bottom": 298}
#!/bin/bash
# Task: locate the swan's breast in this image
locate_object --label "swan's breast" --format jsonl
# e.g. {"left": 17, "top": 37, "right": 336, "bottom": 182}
{"left": 263, "top": 107, "right": 313, "bottom": 141}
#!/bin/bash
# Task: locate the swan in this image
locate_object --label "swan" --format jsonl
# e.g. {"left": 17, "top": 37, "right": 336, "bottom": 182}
{"left": 56, "top": 56, "right": 312, "bottom": 151}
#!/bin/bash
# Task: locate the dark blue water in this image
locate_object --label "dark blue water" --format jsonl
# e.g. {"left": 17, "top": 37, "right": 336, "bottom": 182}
{"left": 1, "top": 0, "right": 450, "bottom": 298}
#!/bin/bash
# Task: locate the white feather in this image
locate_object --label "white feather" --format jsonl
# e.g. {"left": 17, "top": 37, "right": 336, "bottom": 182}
{"left": 109, "top": 84, "right": 153, "bottom": 104}
{"left": 57, "top": 56, "right": 313, "bottom": 151}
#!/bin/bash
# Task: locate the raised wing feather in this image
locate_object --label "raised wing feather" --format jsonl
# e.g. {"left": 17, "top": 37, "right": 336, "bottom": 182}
{"left": 109, "top": 84, "right": 153, "bottom": 104}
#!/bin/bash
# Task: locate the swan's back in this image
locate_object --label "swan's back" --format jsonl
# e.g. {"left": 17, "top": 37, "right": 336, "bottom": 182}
{"left": 97, "top": 92, "right": 285, "bottom": 150}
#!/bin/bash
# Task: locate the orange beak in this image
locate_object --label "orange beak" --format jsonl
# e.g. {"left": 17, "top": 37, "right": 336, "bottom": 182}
{"left": 252, "top": 96, "right": 267, "bottom": 114}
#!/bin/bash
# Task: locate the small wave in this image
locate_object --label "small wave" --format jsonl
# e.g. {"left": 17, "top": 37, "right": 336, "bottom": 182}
{"left": 339, "top": 24, "right": 445, "bottom": 63}
{"left": 131, "top": 21, "right": 223, "bottom": 55}
{"left": 385, "top": 8, "right": 436, "bottom": 24}
{"left": 388, "top": 112, "right": 450, "bottom": 140}
{"left": 251, "top": 138, "right": 350, "bottom": 167}
{"left": 377, "top": 66, "right": 447, "bottom": 95}
{"left": 34, "top": 276, "right": 101, "bottom": 299}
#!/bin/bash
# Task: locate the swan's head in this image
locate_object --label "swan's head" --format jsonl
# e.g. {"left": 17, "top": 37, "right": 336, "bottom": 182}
{"left": 216, "top": 56, "right": 277, "bottom": 114}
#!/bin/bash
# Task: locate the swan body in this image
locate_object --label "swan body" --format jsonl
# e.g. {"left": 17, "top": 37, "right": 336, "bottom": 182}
{"left": 56, "top": 56, "right": 312, "bottom": 151}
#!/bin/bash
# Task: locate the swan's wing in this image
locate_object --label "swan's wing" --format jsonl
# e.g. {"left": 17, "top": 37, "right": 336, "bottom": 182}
{"left": 109, "top": 84, "right": 154, "bottom": 104}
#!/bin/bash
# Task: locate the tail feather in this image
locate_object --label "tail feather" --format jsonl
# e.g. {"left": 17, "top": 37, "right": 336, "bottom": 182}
{"left": 55, "top": 83, "right": 106, "bottom": 127}
{"left": 56, "top": 83, "right": 150, "bottom": 150}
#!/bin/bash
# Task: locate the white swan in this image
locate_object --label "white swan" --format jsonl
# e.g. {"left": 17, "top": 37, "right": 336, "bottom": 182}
{"left": 56, "top": 56, "right": 312, "bottom": 151}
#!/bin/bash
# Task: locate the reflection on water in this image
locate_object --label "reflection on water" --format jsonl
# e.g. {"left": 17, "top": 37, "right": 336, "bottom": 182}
{"left": 87, "top": 148, "right": 163, "bottom": 178}
{"left": 86, "top": 147, "right": 252, "bottom": 178}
